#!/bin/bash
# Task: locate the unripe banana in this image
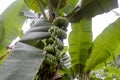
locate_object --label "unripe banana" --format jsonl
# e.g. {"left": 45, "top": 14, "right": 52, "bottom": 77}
{"left": 57, "top": 40, "right": 64, "bottom": 50}
{"left": 55, "top": 49, "right": 61, "bottom": 59}
{"left": 48, "top": 26, "right": 57, "bottom": 33}
{"left": 44, "top": 54, "right": 57, "bottom": 72}
{"left": 43, "top": 16, "right": 68, "bottom": 73}
{"left": 46, "top": 37, "right": 54, "bottom": 44}
{"left": 57, "top": 29, "right": 67, "bottom": 39}
{"left": 53, "top": 17, "right": 68, "bottom": 29}
{"left": 44, "top": 45, "right": 54, "bottom": 53}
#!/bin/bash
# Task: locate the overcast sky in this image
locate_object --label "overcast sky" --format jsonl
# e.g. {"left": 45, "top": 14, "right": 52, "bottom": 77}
{"left": 92, "top": 1, "right": 120, "bottom": 40}
{"left": 0, "top": 0, "right": 120, "bottom": 46}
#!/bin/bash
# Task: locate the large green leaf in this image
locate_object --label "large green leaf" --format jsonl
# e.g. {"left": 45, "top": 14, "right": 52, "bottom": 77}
{"left": 0, "top": 42, "right": 45, "bottom": 80}
{"left": 84, "top": 18, "right": 120, "bottom": 72}
{"left": 67, "top": 0, "right": 118, "bottom": 22}
{"left": 24, "top": 0, "right": 46, "bottom": 12}
{"left": 0, "top": 0, "right": 26, "bottom": 46}
{"left": 68, "top": 19, "right": 92, "bottom": 71}
{"left": 0, "top": 18, "right": 51, "bottom": 79}
{"left": 0, "top": 0, "right": 26, "bottom": 62}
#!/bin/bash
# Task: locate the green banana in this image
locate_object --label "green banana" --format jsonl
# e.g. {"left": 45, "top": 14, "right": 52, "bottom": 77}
{"left": 46, "top": 37, "right": 54, "bottom": 44}
{"left": 44, "top": 45, "right": 54, "bottom": 53}
{"left": 43, "top": 16, "right": 68, "bottom": 73}
{"left": 57, "top": 28, "right": 67, "bottom": 39}
{"left": 57, "top": 40, "right": 64, "bottom": 50}
{"left": 48, "top": 26, "right": 58, "bottom": 33}
{"left": 53, "top": 17, "right": 68, "bottom": 29}
{"left": 55, "top": 49, "right": 61, "bottom": 59}
{"left": 44, "top": 54, "right": 57, "bottom": 72}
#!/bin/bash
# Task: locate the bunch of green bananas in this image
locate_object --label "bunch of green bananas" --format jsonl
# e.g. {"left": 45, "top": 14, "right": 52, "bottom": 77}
{"left": 44, "top": 54, "right": 57, "bottom": 72}
{"left": 43, "top": 17, "right": 68, "bottom": 72}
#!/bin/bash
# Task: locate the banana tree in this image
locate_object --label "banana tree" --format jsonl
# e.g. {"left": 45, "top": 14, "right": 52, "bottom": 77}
{"left": 0, "top": 0, "right": 119, "bottom": 80}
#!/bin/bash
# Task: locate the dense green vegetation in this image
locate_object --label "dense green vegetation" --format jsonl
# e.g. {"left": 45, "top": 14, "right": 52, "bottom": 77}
{"left": 0, "top": 0, "right": 119, "bottom": 80}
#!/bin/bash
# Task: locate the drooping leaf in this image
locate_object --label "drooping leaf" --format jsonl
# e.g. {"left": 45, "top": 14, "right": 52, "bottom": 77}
{"left": 28, "top": 26, "right": 50, "bottom": 32}
{"left": 32, "top": 19, "right": 51, "bottom": 27}
{"left": 0, "top": 18, "right": 52, "bottom": 79}
{"left": 0, "top": 0, "right": 26, "bottom": 63}
{"left": 19, "top": 18, "right": 51, "bottom": 48}
{"left": 19, "top": 32, "right": 50, "bottom": 42}
{"left": 24, "top": 0, "right": 46, "bottom": 12}
{"left": 0, "top": 42, "right": 45, "bottom": 80}
{"left": 19, "top": 18, "right": 51, "bottom": 42}
{"left": 67, "top": 0, "right": 118, "bottom": 22}
{"left": 85, "top": 18, "right": 120, "bottom": 72}
{"left": 19, "top": 11, "right": 41, "bottom": 19}
{"left": 68, "top": 19, "right": 92, "bottom": 72}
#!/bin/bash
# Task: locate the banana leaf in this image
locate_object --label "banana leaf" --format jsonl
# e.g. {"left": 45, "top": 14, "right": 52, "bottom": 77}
{"left": 68, "top": 19, "right": 92, "bottom": 72}
{"left": 28, "top": 26, "right": 50, "bottom": 32}
{"left": 67, "top": 0, "right": 118, "bottom": 22}
{"left": 19, "top": 19, "right": 51, "bottom": 42}
{"left": 19, "top": 11, "right": 40, "bottom": 19}
{"left": 0, "top": 18, "right": 51, "bottom": 79}
{"left": 84, "top": 18, "right": 120, "bottom": 72}
{"left": 20, "top": 32, "right": 50, "bottom": 42}
{"left": 0, "top": 0, "right": 26, "bottom": 63}
{"left": 0, "top": 42, "right": 45, "bottom": 80}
